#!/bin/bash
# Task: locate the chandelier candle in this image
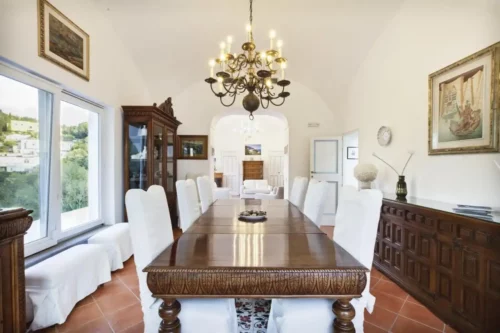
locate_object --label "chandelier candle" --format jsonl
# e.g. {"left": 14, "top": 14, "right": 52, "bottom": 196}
{"left": 205, "top": 0, "right": 291, "bottom": 120}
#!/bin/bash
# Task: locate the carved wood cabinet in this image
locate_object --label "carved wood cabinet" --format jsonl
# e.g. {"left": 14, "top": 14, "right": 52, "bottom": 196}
{"left": 0, "top": 208, "right": 33, "bottom": 332}
{"left": 123, "top": 98, "right": 182, "bottom": 228}
{"left": 243, "top": 161, "right": 263, "bottom": 180}
{"left": 374, "top": 196, "right": 500, "bottom": 333}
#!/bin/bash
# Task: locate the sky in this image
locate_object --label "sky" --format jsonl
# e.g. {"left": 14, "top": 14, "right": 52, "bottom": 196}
{"left": 0, "top": 75, "right": 89, "bottom": 126}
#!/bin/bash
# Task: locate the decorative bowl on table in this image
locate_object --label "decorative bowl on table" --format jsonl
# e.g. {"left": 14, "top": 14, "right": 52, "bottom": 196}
{"left": 238, "top": 210, "right": 267, "bottom": 222}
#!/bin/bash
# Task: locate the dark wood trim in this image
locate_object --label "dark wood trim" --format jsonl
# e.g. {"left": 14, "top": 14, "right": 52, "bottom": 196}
{"left": 0, "top": 208, "right": 32, "bottom": 332}
{"left": 177, "top": 135, "right": 209, "bottom": 160}
{"left": 374, "top": 198, "right": 500, "bottom": 333}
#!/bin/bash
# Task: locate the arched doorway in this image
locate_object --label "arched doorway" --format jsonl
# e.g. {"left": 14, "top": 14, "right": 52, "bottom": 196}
{"left": 209, "top": 109, "right": 290, "bottom": 198}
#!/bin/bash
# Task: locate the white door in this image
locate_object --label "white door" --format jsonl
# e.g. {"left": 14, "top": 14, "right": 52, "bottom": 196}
{"left": 310, "top": 137, "right": 343, "bottom": 226}
{"left": 222, "top": 151, "right": 239, "bottom": 195}
{"left": 268, "top": 151, "right": 284, "bottom": 187}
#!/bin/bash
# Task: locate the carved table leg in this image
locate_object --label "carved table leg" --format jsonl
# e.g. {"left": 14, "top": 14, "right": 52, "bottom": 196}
{"left": 333, "top": 298, "right": 355, "bottom": 332}
{"left": 159, "top": 298, "right": 181, "bottom": 333}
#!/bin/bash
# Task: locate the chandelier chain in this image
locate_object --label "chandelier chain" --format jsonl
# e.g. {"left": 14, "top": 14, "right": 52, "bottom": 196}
{"left": 249, "top": 0, "right": 253, "bottom": 26}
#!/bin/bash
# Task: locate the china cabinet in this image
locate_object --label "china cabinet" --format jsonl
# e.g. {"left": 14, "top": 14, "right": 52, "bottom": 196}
{"left": 123, "top": 98, "right": 182, "bottom": 227}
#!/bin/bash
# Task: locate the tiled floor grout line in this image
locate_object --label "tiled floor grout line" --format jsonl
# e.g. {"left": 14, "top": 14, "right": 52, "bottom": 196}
{"left": 116, "top": 271, "right": 141, "bottom": 302}
{"left": 396, "top": 313, "right": 444, "bottom": 332}
{"left": 388, "top": 294, "right": 408, "bottom": 332}
{"left": 92, "top": 293, "right": 116, "bottom": 333}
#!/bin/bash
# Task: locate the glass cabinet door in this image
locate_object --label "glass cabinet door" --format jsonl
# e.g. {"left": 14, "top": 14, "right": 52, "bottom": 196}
{"left": 166, "top": 129, "right": 175, "bottom": 193}
{"left": 153, "top": 124, "right": 164, "bottom": 186}
{"left": 128, "top": 123, "right": 148, "bottom": 190}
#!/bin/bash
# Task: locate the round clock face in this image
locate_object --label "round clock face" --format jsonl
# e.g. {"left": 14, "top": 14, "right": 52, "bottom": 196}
{"left": 377, "top": 126, "right": 392, "bottom": 146}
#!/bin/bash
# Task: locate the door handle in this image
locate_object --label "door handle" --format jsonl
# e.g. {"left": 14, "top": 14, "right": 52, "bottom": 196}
{"left": 311, "top": 171, "right": 316, "bottom": 174}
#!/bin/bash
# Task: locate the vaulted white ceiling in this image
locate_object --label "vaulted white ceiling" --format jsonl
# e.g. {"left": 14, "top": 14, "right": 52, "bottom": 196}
{"left": 94, "top": 0, "right": 404, "bottom": 110}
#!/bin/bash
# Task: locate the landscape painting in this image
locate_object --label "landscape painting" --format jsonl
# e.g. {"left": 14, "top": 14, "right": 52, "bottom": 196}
{"left": 38, "top": 0, "right": 90, "bottom": 80}
{"left": 48, "top": 14, "right": 84, "bottom": 70}
{"left": 429, "top": 42, "right": 500, "bottom": 155}
{"left": 245, "top": 144, "right": 262, "bottom": 156}
{"left": 178, "top": 135, "right": 208, "bottom": 160}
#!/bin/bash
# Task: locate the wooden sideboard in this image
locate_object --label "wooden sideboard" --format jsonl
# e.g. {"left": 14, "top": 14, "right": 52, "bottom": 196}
{"left": 0, "top": 208, "right": 33, "bottom": 332}
{"left": 374, "top": 195, "right": 500, "bottom": 333}
{"left": 243, "top": 161, "right": 263, "bottom": 180}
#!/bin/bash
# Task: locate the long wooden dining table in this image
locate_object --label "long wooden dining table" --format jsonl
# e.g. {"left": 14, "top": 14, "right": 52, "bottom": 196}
{"left": 144, "top": 199, "right": 368, "bottom": 332}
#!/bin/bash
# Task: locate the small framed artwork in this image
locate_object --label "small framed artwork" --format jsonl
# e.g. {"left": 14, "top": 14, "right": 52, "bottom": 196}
{"left": 245, "top": 144, "right": 262, "bottom": 156}
{"left": 347, "top": 147, "right": 359, "bottom": 160}
{"left": 177, "top": 135, "right": 208, "bottom": 160}
{"left": 429, "top": 42, "right": 500, "bottom": 155}
{"left": 38, "top": 0, "right": 90, "bottom": 81}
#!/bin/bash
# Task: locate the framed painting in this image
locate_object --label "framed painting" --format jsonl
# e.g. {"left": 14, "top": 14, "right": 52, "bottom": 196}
{"left": 245, "top": 144, "right": 262, "bottom": 156}
{"left": 347, "top": 147, "right": 359, "bottom": 160}
{"left": 177, "top": 135, "right": 208, "bottom": 160}
{"left": 429, "top": 42, "right": 500, "bottom": 155}
{"left": 38, "top": 0, "right": 90, "bottom": 81}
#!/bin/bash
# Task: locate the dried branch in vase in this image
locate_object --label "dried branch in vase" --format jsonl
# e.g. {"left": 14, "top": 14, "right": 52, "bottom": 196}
{"left": 372, "top": 151, "right": 414, "bottom": 176}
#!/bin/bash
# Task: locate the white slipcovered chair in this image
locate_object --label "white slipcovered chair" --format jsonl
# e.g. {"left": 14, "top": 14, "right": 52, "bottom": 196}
{"left": 240, "top": 179, "right": 272, "bottom": 199}
{"left": 125, "top": 185, "right": 238, "bottom": 333}
{"left": 267, "top": 186, "right": 384, "bottom": 333}
{"left": 289, "top": 177, "right": 309, "bottom": 211}
{"left": 212, "top": 181, "right": 231, "bottom": 200}
{"left": 176, "top": 179, "right": 201, "bottom": 230}
{"left": 303, "top": 179, "right": 329, "bottom": 226}
{"left": 197, "top": 176, "right": 214, "bottom": 213}
{"left": 255, "top": 186, "right": 279, "bottom": 199}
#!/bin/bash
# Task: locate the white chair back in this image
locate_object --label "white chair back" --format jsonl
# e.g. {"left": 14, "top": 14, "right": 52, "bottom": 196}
{"left": 197, "top": 176, "right": 214, "bottom": 213}
{"left": 125, "top": 185, "right": 174, "bottom": 309}
{"left": 289, "top": 177, "right": 308, "bottom": 210}
{"left": 176, "top": 179, "right": 201, "bottom": 230}
{"left": 303, "top": 180, "right": 329, "bottom": 226}
{"left": 334, "top": 186, "right": 383, "bottom": 270}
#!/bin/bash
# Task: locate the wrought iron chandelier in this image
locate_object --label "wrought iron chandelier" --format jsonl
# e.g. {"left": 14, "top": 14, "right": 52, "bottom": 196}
{"left": 205, "top": 0, "right": 290, "bottom": 120}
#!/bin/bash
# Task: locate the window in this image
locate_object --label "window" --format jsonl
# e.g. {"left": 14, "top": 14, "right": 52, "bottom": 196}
{"left": 60, "top": 100, "right": 101, "bottom": 233}
{"left": 0, "top": 74, "right": 52, "bottom": 245}
{"left": 0, "top": 63, "right": 103, "bottom": 256}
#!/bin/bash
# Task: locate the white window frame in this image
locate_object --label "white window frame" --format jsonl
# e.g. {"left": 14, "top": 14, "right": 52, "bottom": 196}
{"left": 0, "top": 61, "right": 104, "bottom": 256}
{"left": 57, "top": 94, "right": 103, "bottom": 240}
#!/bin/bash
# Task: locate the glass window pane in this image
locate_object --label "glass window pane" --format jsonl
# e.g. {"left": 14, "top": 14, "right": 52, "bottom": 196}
{"left": 0, "top": 75, "right": 52, "bottom": 243}
{"left": 60, "top": 101, "right": 99, "bottom": 231}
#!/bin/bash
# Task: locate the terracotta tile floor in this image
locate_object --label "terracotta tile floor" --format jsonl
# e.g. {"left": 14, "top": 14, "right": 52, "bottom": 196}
{"left": 35, "top": 226, "right": 459, "bottom": 333}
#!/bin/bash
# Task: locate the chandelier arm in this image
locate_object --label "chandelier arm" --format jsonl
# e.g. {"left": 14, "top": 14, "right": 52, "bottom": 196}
{"left": 269, "top": 97, "right": 286, "bottom": 107}
{"left": 219, "top": 93, "right": 237, "bottom": 107}
{"left": 260, "top": 97, "right": 270, "bottom": 109}
{"left": 209, "top": 83, "right": 223, "bottom": 97}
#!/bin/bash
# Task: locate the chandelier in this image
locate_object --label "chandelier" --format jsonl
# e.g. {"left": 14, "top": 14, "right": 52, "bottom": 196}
{"left": 205, "top": 0, "right": 290, "bottom": 120}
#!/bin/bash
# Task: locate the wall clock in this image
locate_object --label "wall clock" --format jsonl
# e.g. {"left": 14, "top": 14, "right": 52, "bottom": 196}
{"left": 377, "top": 126, "right": 392, "bottom": 146}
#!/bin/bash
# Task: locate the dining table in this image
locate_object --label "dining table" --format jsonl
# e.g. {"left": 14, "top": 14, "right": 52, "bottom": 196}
{"left": 144, "top": 198, "right": 368, "bottom": 332}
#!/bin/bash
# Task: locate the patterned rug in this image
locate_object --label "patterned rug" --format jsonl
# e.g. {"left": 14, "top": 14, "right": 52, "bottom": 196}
{"left": 236, "top": 298, "right": 272, "bottom": 333}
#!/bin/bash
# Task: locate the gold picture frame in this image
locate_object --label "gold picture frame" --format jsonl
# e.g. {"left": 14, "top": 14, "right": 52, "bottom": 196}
{"left": 177, "top": 135, "right": 209, "bottom": 160}
{"left": 38, "top": 0, "right": 90, "bottom": 81}
{"left": 428, "top": 42, "right": 500, "bottom": 155}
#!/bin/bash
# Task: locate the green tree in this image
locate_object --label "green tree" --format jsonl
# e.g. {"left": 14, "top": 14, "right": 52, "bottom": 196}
{"left": 61, "top": 160, "right": 88, "bottom": 213}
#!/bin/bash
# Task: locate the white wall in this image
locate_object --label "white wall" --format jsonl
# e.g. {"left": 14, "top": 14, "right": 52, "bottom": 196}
{"left": 213, "top": 115, "right": 287, "bottom": 184}
{"left": 170, "top": 80, "right": 340, "bottom": 195}
{"left": 343, "top": 0, "right": 500, "bottom": 206}
{"left": 343, "top": 130, "right": 359, "bottom": 187}
{"left": 0, "top": 0, "right": 152, "bottom": 222}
